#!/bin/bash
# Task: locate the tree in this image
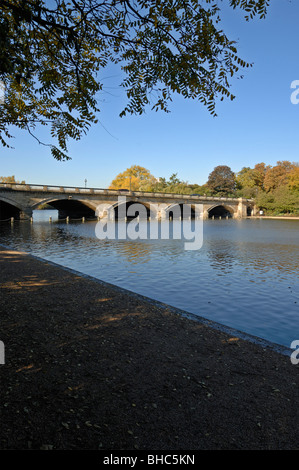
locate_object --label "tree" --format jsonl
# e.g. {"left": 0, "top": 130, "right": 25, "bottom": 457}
{"left": 207, "top": 165, "right": 236, "bottom": 195}
{"left": 148, "top": 173, "right": 195, "bottom": 194}
{"left": 236, "top": 167, "right": 256, "bottom": 190}
{"left": 0, "top": 175, "right": 25, "bottom": 183}
{"left": 256, "top": 185, "right": 299, "bottom": 215}
{"left": 255, "top": 189, "right": 274, "bottom": 213}
{"left": 0, "top": 0, "right": 269, "bottom": 160}
{"left": 272, "top": 185, "right": 299, "bottom": 214}
{"left": 252, "top": 162, "right": 269, "bottom": 190}
{"left": 236, "top": 162, "right": 270, "bottom": 197}
{"left": 288, "top": 166, "right": 299, "bottom": 192}
{"left": 264, "top": 161, "right": 297, "bottom": 192}
{"left": 109, "top": 165, "right": 156, "bottom": 191}
{"left": 187, "top": 183, "right": 211, "bottom": 195}
{"left": 152, "top": 177, "right": 168, "bottom": 192}
{"left": 250, "top": 161, "right": 299, "bottom": 215}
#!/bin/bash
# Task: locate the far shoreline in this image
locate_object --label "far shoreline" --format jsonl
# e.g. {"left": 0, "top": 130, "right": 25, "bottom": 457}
{"left": 248, "top": 215, "right": 299, "bottom": 220}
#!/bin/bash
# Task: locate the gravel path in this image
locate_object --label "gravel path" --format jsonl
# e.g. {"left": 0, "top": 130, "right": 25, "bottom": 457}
{"left": 0, "top": 247, "right": 298, "bottom": 450}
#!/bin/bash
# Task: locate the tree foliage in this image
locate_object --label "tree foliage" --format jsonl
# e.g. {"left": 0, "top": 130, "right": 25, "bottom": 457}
{"left": 0, "top": 175, "right": 25, "bottom": 183}
{"left": 152, "top": 173, "right": 194, "bottom": 194}
{"left": 255, "top": 186, "right": 299, "bottom": 214}
{"left": 263, "top": 161, "right": 297, "bottom": 192}
{"left": 235, "top": 162, "right": 269, "bottom": 197}
{"left": 237, "top": 161, "right": 299, "bottom": 215}
{"left": 0, "top": 0, "right": 269, "bottom": 160}
{"left": 207, "top": 165, "right": 236, "bottom": 195}
{"left": 288, "top": 166, "right": 299, "bottom": 192}
{"left": 109, "top": 167, "right": 212, "bottom": 194}
{"left": 109, "top": 165, "right": 156, "bottom": 190}
{"left": 109, "top": 158, "right": 299, "bottom": 215}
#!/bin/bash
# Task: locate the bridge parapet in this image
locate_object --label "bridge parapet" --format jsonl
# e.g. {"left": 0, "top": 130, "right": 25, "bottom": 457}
{"left": 0, "top": 182, "right": 253, "bottom": 203}
{"left": 0, "top": 183, "right": 255, "bottom": 220}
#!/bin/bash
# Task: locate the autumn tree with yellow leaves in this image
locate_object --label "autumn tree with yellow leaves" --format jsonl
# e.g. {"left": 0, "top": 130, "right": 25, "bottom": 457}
{"left": 109, "top": 165, "right": 157, "bottom": 191}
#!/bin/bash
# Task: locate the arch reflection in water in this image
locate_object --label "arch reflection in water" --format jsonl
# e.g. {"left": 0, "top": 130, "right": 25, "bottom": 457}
{"left": 95, "top": 212, "right": 203, "bottom": 251}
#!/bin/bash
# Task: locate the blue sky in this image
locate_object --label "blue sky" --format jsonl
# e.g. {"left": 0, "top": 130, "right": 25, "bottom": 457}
{"left": 1, "top": 0, "right": 298, "bottom": 188}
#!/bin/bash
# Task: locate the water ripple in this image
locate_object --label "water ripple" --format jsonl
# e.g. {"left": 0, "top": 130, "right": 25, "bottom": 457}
{"left": 0, "top": 213, "right": 299, "bottom": 347}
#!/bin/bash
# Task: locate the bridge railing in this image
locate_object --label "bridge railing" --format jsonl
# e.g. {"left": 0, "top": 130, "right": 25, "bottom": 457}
{"left": 0, "top": 182, "right": 253, "bottom": 202}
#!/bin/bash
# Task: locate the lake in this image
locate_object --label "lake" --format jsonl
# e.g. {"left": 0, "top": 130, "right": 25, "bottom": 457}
{"left": 0, "top": 210, "right": 298, "bottom": 349}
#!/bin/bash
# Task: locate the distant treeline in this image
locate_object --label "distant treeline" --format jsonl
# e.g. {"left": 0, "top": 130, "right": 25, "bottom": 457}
{"left": 2, "top": 161, "right": 299, "bottom": 217}
{"left": 109, "top": 162, "right": 299, "bottom": 215}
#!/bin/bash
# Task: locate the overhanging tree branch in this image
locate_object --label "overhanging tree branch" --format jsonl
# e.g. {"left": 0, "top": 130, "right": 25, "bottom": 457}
{"left": 0, "top": 0, "right": 269, "bottom": 160}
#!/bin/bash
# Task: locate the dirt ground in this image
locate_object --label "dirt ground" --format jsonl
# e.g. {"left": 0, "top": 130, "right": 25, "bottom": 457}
{"left": 0, "top": 247, "right": 298, "bottom": 450}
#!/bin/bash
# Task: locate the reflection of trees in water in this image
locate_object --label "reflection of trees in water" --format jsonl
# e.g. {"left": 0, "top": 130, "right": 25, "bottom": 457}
{"left": 235, "top": 242, "right": 299, "bottom": 275}
{"left": 4, "top": 217, "right": 298, "bottom": 281}
{"left": 206, "top": 236, "right": 299, "bottom": 277}
{"left": 1, "top": 217, "right": 196, "bottom": 267}
{"left": 110, "top": 220, "right": 187, "bottom": 265}
{"left": 112, "top": 240, "right": 154, "bottom": 265}
{"left": 0, "top": 219, "right": 34, "bottom": 249}
{"left": 30, "top": 223, "right": 80, "bottom": 248}
{"left": 0, "top": 218, "right": 96, "bottom": 253}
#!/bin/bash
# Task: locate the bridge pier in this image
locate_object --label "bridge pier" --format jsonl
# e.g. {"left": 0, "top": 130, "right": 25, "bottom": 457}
{"left": 237, "top": 198, "right": 248, "bottom": 218}
{"left": 203, "top": 209, "right": 209, "bottom": 220}
{"left": 19, "top": 208, "right": 33, "bottom": 220}
{"left": 0, "top": 184, "right": 255, "bottom": 222}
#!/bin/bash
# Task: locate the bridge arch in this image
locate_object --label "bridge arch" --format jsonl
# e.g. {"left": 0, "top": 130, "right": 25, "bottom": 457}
{"left": 163, "top": 203, "right": 197, "bottom": 219}
{"left": 98, "top": 199, "right": 158, "bottom": 220}
{"left": 32, "top": 197, "right": 96, "bottom": 219}
{"left": 116, "top": 199, "right": 150, "bottom": 220}
{"left": 0, "top": 185, "right": 254, "bottom": 221}
{"left": 0, "top": 196, "right": 23, "bottom": 220}
{"left": 246, "top": 203, "right": 254, "bottom": 216}
{"left": 208, "top": 204, "right": 235, "bottom": 219}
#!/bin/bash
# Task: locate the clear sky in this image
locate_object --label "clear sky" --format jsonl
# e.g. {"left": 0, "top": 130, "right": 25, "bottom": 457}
{"left": 1, "top": 0, "right": 298, "bottom": 189}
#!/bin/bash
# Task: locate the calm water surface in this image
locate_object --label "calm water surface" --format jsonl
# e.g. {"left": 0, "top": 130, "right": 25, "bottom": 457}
{"left": 1, "top": 210, "right": 298, "bottom": 348}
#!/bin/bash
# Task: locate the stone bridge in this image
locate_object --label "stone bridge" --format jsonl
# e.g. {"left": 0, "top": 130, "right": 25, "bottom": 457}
{"left": 0, "top": 183, "right": 256, "bottom": 221}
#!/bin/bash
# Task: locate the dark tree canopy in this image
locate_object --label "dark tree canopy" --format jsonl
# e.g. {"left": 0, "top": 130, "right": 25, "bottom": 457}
{"left": 0, "top": 0, "right": 269, "bottom": 160}
{"left": 207, "top": 164, "right": 236, "bottom": 195}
